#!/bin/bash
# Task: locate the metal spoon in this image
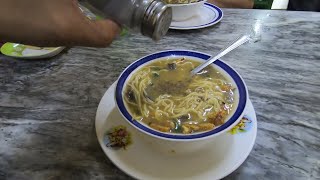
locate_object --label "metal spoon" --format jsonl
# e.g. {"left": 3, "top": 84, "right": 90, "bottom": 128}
{"left": 190, "top": 35, "right": 251, "bottom": 76}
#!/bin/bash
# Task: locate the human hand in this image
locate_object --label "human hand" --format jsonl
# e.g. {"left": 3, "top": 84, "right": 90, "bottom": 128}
{"left": 0, "top": 0, "right": 121, "bottom": 47}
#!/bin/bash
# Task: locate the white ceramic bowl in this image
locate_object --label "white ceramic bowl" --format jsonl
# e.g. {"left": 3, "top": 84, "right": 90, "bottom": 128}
{"left": 115, "top": 50, "right": 248, "bottom": 154}
{"left": 166, "top": 0, "right": 207, "bottom": 22}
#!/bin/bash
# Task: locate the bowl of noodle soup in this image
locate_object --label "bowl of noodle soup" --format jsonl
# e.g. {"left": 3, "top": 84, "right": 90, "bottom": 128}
{"left": 115, "top": 50, "right": 248, "bottom": 153}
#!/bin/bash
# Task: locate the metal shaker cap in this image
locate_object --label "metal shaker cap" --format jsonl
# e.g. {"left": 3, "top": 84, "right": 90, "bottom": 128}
{"left": 142, "top": 1, "right": 172, "bottom": 41}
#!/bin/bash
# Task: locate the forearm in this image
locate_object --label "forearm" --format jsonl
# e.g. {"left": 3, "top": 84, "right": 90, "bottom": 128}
{"left": 0, "top": 0, "right": 120, "bottom": 47}
{"left": 208, "top": 0, "right": 254, "bottom": 8}
{"left": 0, "top": 0, "right": 61, "bottom": 45}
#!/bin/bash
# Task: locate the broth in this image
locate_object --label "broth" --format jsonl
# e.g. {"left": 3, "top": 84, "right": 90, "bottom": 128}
{"left": 124, "top": 58, "right": 235, "bottom": 134}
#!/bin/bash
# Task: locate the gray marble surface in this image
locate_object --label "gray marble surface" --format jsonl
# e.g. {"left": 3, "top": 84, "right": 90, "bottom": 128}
{"left": 0, "top": 8, "right": 319, "bottom": 180}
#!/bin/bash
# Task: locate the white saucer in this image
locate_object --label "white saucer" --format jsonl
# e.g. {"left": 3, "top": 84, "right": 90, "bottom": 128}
{"left": 96, "top": 82, "right": 257, "bottom": 180}
{"left": 170, "top": 3, "right": 223, "bottom": 30}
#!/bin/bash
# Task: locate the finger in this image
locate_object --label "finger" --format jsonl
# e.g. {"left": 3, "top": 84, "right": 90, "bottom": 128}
{"left": 52, "top": 1, "right": 121, "bottom": 47}
{"left": 70, "top": 2, "right": 121, "bottom": 47}
{"left": 79, "top": 19, "right": 121, "bottom": 47}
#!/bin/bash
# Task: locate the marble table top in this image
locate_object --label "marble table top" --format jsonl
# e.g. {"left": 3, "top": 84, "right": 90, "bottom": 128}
{"left": 0, "top": 8, "right": 319, "bottom": 180}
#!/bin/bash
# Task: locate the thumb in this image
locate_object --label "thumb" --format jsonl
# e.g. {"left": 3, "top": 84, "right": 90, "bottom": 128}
{"left": 78, "top": 19, "right": 121, "bottom": 47}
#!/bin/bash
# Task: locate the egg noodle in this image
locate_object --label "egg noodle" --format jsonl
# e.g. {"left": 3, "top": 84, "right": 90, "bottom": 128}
{"left": 125, "top": 62, "right": 228, "bottom": 123}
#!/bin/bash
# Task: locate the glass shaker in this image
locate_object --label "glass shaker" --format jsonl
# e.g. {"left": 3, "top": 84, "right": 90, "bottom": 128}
{"left": 79, "top": 0, "right": 172, "bottom": 41}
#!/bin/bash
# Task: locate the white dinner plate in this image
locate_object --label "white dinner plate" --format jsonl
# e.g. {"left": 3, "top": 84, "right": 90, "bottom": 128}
{"left": 170, "top": 3, "right": 223, "bottom": 30}
{"left": 95, "top": 82, "right": 257, "bottom": 180}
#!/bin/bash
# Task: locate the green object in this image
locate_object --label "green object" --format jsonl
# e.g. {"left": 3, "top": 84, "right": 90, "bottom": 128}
{"left": 0, "top": 42, "right": 64, "bottom": 59}
{"left": 93, "top": 15, "right": 128, "bottom": 37}
{"left": 254, "top": 0, "right": 273, "bottom": 9}
{"left": 95, "top": 15, "right": 103, "bottom": 20}
{"left": 120, "top": 28, "right": 128, "bottom": 36}
{"left": 1, "top": 43, "right": 26, "bottom": 57}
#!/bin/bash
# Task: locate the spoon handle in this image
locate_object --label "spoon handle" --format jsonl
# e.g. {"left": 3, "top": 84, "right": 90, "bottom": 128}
{"left": 190, "top": 35, "right": 251, "bottom": 76}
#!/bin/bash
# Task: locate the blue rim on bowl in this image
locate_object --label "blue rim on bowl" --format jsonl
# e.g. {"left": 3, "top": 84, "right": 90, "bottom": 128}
{"left": 115, "top": 50, "right": 247, "bottom": 140}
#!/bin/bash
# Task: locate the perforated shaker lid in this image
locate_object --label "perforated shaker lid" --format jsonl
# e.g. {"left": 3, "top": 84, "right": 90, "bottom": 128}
{"left": 142, "top": 1, "right": 172, "bottom": 41}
